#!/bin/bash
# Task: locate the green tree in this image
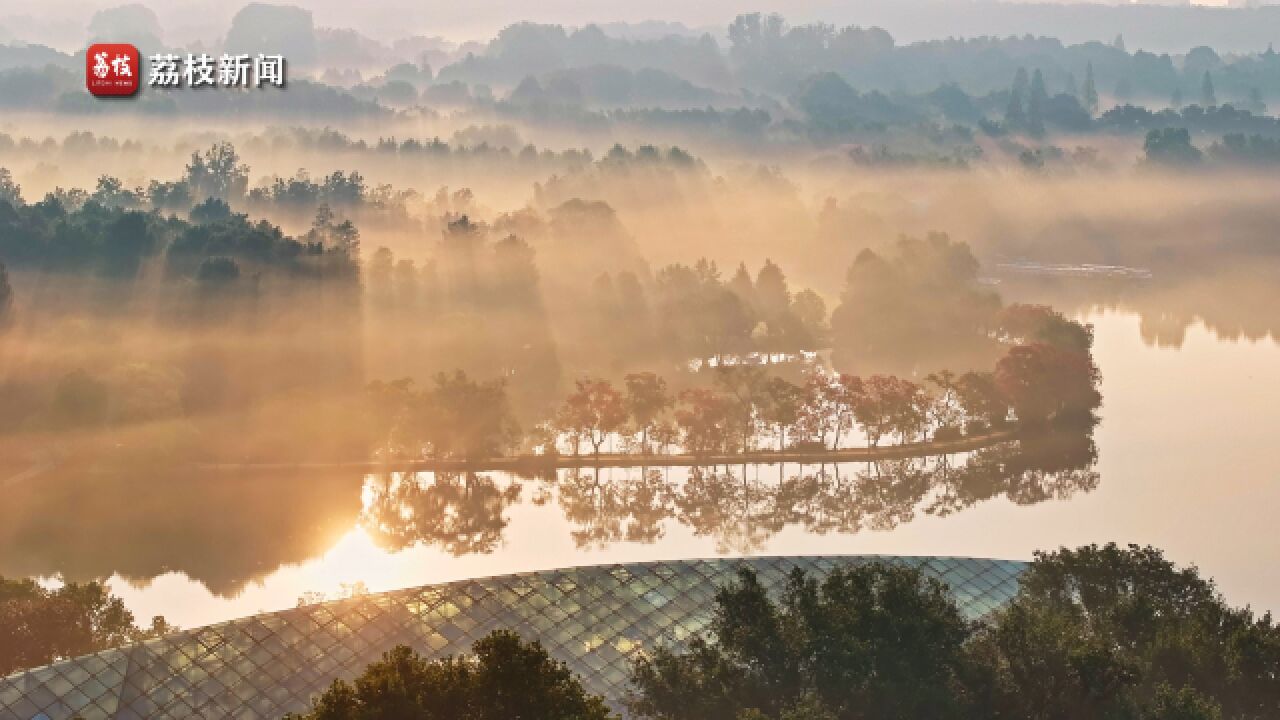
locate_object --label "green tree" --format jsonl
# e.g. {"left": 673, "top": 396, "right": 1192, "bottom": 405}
{"left": 183, "top": 142, "right": 249, "bottom": 201}
{"left": 1028, "top": 69, "right": 1048, "bottom": 136}
{"left": 997, "top": 304, "right": 1094, "bottom": 353}
{"left": 1005, "top": 67, "right": 1029, "bottom": 128}
{"left": 0, "top": 577, "right": 172, "bottom": 675}
{"left": 289, "top": 631, "right": 615, "bottom": 720}
{"left": 630, "top": 563, "right": 977, "bottom": 720}
{"left": 1144, "top": 127, "right": 1203, "bottom": 166}
{"left": 954, "top": 371, "right": 1009, "bottom": 431}
{"left": 0, "top": 261, "right": 12, "bottom": 328}
{"left": 970, "top": 543, "right": 1280, "bottom": 720}
{"left": 0, "top": 167, "right": 23, "bottom": 206}
{"left": 416, "top": 371, "right": 521, "bottom": 460}
{"left": 623, "top": 372, "right": 673, "bottom": 454}
{"left": 1201, "top": 70, "right": 1217, "bottom": 107}
{"left": 1083, "top": 62, "right": 1099, "bottom": 115}
{"left": 758, "top": 376, "right": 804, "bottom": 450}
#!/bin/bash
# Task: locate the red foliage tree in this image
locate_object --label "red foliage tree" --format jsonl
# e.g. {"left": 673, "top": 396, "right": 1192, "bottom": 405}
{"left": 995, "top": 343, "right": 1101, "bottom": 426}
{"left": 851, "top": 375, "right": 930, "bottom": 447}
{"left": 675, "top": 388, "right": 734, "bottom": 455}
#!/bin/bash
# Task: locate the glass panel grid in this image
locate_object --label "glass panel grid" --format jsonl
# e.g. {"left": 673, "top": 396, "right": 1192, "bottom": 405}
{"left": 0, "top": 556, "right": 1025, "bottom": 719}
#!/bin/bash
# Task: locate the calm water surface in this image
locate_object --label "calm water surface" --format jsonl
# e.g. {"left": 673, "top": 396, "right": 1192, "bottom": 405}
{"left": 4, "top": 309, "right": 1278, "bottom": 629}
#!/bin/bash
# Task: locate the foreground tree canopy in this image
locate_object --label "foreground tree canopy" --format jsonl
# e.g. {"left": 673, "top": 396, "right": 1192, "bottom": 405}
{"left": 0, "top": 577, "right": 172, "bottom": 676}
{"left": 630, "top": 544, "right": 1280, "bottom": 720}
{"left": 286, "top": 630, "right": 616, "bottom": 720}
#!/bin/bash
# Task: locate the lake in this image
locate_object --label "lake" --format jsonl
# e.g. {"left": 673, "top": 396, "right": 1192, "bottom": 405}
{"left": 2, "top": 305, "right": 1278, "bottom": 629}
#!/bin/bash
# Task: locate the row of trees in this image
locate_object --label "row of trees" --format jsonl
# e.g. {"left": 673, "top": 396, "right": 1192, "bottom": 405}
{"left": 368, "top": 300, "right": 1100, "bottom": 462}
{"left": 290, "top": 544, "right": 1280, "bottom": 720}
{"left": 0, "top": 174, "right": 360, "bottom": 284}
{"left": 632, "top": 544, "right": 1280, "bottom": 720}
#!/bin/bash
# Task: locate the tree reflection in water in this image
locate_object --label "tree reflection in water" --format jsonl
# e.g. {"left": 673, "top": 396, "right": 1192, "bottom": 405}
{"left": 360, "top": 429, "right": 1099, "bottom": 557}
{"left": 360, "top": 471, "right": 522, "bottom": 556}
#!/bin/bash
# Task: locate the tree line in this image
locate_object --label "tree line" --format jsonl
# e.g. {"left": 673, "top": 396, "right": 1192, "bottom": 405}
{"left": 287, "top": 543, "right": 1280, "bottom": 720}
{"left": 366, "top": 300, "right": 1099, "bottom": 462}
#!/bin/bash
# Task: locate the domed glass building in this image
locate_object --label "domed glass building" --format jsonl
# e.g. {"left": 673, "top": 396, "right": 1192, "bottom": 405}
{"left": 0, "top": 555, "right": 1025, "bottom": 719}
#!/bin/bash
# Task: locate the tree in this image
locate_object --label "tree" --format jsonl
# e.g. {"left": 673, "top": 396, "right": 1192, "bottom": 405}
{"left": 675, "top": 388, "right": 734, "bottom": 455}
{"left": 624, "top": 372, "right": 673, "bottom": 454}
{"left": 556, "top": 378, "right": 628, "bottom": 457}
{"left": 0, "top": 577, "right": 173, "bottom": 675}
{"left": 0, "top": 168, "right": 23, "bottom": 206}
{"left": 758, "top": 377, "right": 804, "bottom": 450}
{"left": 829, "top": 234, "right": 1000, "bottom": 372}
{"left": 415, "top": 371, "right": 521, "bottom": 460}
{"left": 1201, "top": 70, "right": 1217, "bottom": 107}
{"left": 630, "top": 563, "right": 976, "bottom": 720}
{"left": 183, "top": 142, "right": 249, "bottom": 201}
{"left": 997, "top": 304, "right": 1093, "bottom": 353}
{"left": 1144, "top": 127, "right": 1202, "bottom": 166}
{"left": 924, "top": 370, "right": 963, "bottom": 438}
{"left": 1083, "top": 62, "right": 1099, "bottom": 115}
{"left": 795, "top": 372, "right": 860, "bottom": 450}
{"left": 1028, "top": 69, "right": 1048, "bottom": 136}
{"left": 1005, "top": 67, "right": 1028, "bottom": 128}
{"left": 850, "top": 375, "right": 929, "bottom": 447}
{"left": 712, "top": 366, "right": 770, "bottom": 451}
{"left": 970, "top": 544, "right": 1280, "bottom": 720}
{"left": 1246, "top": 87, "right": 1267, "bottom": 115}
{"left": 289, "top": 631, "right": 616, "bottom": 720}
{"left": 0, "top": 261, "right": 12, "bottom": 328}
{"left": 995, "top": 343, "right": 1101, "bottom": 427}
{"left": 954, "top": 371, "right": 1009, "bottom": 431}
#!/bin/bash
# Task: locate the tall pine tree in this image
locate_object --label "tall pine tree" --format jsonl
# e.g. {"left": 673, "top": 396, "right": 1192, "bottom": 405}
{"left": 1029, "top": 69, "right": 1048, "bottom": 136}
{"left": 1006, "top": 67, "right": 1029, "bottom": 128}
{"left": 1083, "top": 62, "right": 1099, "bottom": 115}
{"left": 0, "top": 261, "right": 13, "bottom": 329}
{"left": 1201, "top": 71, "right": 1217, "bottom": 107}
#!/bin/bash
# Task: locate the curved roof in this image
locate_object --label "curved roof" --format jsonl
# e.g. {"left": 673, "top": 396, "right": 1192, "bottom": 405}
{"left": 0, "top": 555, "right": 1026, "bottom": 719}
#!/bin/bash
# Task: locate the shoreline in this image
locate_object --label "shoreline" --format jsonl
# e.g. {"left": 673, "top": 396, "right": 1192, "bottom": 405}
{"left": 190, "top": 427, "right": 1022, "bottom": 474}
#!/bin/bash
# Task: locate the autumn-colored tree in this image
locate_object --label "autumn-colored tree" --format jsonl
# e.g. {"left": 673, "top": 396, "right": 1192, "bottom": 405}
{"left": 758, "top": 376, "right": 805, "bottom": 450}
{"left": 796, "top": 372, "right": 861, "bottom": 450}
{"left": 995, "top": 343, "right": 1101, "bottom": 427}
{"left": 624, "top": 372, "right": 673, "bottom": 454}
{"left": 675, "top": 388, "right": 734, "bottom": 455}
{"left": 556, "top": 378, "right": 629, "bottom": 457}
{"left": 851, "top": 375, "right": 929, "bottom": 447}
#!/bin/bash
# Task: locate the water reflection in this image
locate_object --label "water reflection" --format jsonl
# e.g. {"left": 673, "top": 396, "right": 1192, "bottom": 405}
{"left": 998, "top": 261, "right": 1280, "bottom": 348}
{"left": 360, "top": 471, "right": 522, "bottom": 556}
{"left": 0, "top": 432, "right": 1095, "bottom": 601}
{"left": 358, "top": 428, "right": 1098, "bottom": 558}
